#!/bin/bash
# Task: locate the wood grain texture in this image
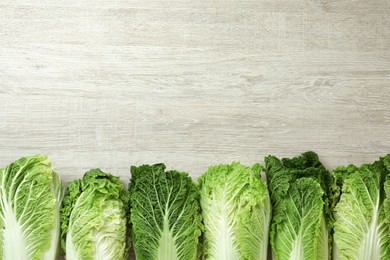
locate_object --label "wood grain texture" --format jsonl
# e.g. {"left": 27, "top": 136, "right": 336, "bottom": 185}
{"left": 1, "top": 0, "right": 390, "bottom": 259}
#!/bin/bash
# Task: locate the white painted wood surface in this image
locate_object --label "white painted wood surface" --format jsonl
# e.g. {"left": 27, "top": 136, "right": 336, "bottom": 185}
{"left": 0, "top": 1, "right": 390, "bottom": 257}
{"left": 2, "top": 0, "right": 390, "bottom": 182}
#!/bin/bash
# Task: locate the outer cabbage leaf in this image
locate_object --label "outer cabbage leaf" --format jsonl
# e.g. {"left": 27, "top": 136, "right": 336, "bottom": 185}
{"left": 332, "top": 155, "right": 390, "bottom": 260}
{"left": 265, "top": 151, "right": 332, "bottom": 260}
{"left": 61, "top": 169, "right": 129, "bottom": 260}
{"left": 198, "top": 162, "right": 271, "bottom": 260}
{"left": 129, "top": 164, "right": 202, "bottom": 260}
{"left": 0, "top": 155, "right": 63, "bottom": 260}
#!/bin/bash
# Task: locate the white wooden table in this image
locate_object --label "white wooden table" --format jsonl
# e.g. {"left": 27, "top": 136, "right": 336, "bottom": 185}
{"left": 1, "top": 0, "right": 390, "bottom": 259}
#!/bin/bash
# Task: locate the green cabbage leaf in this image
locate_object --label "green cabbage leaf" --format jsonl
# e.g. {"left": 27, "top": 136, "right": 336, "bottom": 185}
{"left": 198, "top": 162, "right": 271, "bottom": 260}
{"left": 0, "top": 155, "right": 63, "bottom": 260}
{"left": 129, "top": 164, "right": 202, "bottom": 260}
{"left": 332, "top": 155, "right": 390, "bottom": 260}
{"left": 61, "top": 169, "right": 129, "bottom": 260}
{"left": 265, "top": 151, "right": 332, "bottom": 260}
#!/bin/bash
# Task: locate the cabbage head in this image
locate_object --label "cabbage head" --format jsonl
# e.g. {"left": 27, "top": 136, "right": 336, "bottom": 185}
{"left": 61, "top": 169, "right": 129, "bottom": 260}
{"left": 265, "top": 151, "right": 333, "bottom": 260}
{"left": 129, "top": 164, "right": 202, "bottom": 260}
{"left": 332, "top": 155, "right": 390, "bottom": 260}
{"left": 198, "top": 162, "right": 271, "bottom": 260}
{"left": 0, "top": 155, "right": 63, "bottom": 260}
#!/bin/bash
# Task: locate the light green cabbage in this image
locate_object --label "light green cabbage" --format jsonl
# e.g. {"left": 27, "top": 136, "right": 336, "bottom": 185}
{"left": 129, "top": 164, "right": 202, "bottom": 260}
{"left": 332, "top": 155, "right": 390, "bottom": 260}
{"left": 198, "top": 162, "right": 271, "bottom": 260}
{"left": 265, "top": 151, "right": 333, "bottom": 260}
{"left": 0, "top": 155, "right": 63, "bottom": 260}
{"left": 60, "top": 169, "right": 129, "bottom": 260}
